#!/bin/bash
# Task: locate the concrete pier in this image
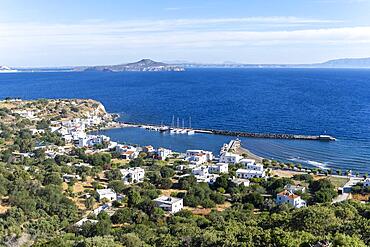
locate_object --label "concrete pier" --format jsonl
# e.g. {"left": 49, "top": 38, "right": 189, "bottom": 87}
{"left": 121, "top": 122, "right": 336, "bottom": 141}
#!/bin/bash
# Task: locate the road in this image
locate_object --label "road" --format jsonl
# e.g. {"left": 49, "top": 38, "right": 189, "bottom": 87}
{"left": 332, "top": 177, "right": 362, "bottom": 204}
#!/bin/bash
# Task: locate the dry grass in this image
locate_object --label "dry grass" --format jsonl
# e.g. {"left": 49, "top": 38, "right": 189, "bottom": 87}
{"left": 71, "top": 197, "right": 87, "bottom": 210}
{"left": 0, "top": 204, "right": 10, "bottom": 214}
{"left": 62, "top": 182, "right": 69, "bottom": 191}
{"left": 352, "top": 193, "right": 369, "bottom": 202}
{"left": 112, "top": 159, "right": 130, "bottom": 165}
{"left": 184, "top": 201, "right": 232, "bottom": 216}
{"left": 73, "top": 182, "right": 86, "bottom": 193}
{"left": 160, "top": 189, "right": 187, "bottom": 197}
{"left": 312, "top": 175, "right": 349, "bottom": 188}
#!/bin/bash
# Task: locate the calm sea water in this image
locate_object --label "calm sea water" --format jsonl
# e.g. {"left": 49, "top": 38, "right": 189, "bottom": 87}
{"left": 1, "top": 69, "right": 370, "bottom": 173}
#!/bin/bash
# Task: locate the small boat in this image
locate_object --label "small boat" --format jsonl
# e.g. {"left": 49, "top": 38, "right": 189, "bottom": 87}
{"left": 187, "top": 130, "right": 195, "bottom": 135}
{"left": 318, "top": 135, "right": 336, "bottom": 141}
{"left": 159, "top": 126, "right": 169, "bottom": 132}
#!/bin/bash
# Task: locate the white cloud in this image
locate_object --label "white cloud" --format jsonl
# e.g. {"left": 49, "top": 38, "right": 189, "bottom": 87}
{"left": 0, "top": 17, "right": 369, "bottom": 66}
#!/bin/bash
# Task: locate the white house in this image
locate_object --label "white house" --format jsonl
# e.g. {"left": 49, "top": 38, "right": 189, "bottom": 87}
{"left": 153, "top": 196, "right": 183, "bottom": 214}
{"left": 363, "top": 178, "right": 370, "bottom": 187}
{"left": 120, "top": 150, "right": 139, "bottom": 160}
{"left": 74, "top": 163, "right": 93, "bottom": 169}
{"left": 120, "top": 167, "right": 145, "bottom": 184}
{"left": 195, "top": 174, "right": 220, "bottom": 184}
{"left": 276, "top": 190, "right": 306, "bottom": 208}
{"left": 12, "top": 110, "right": 37, "bottom": 119}
{"left": 285, "top": 184, "right": 306, "bottom": 193}
{"left": 219, "top": 152, "right": 243, "bottom": 164}
{"left": 116, "top": 145, "right": 139, "bottom": 160}
{"left": 78, "top": 135, "right": 110, "bottom": 148}
{"left": 62, "top": 174, "right": 81, "bottom": 183}
{"left": 231, "top": 178, "right": 250, "bottom": 187}
{"left": 185, "top": 150, "right": 213, "bottom": 165}
{"left": 236, "top": 159, "right": 266, "bottom": 178}
{"left": 209, "top": 163, "right": 229, "bottom": 174}
{"left": 192, "top": 166, "right": 209, "bottom": 177}
{"left": 156, "top": 148, "right": 172, "bottom": 160}
{"left": 236, "top": 168, "right": 265, "bottom": 179}
{"left": 142, "top": 145, "right": 155, "bottom": 153}
{"left": 96, "top": 188, "right": 117, "bottom": 202}
{"left": 116, "top": 144, "right": 136, "bottom": 153}
{"left": 240, "top": 159, "right": 258, "bottom": 168}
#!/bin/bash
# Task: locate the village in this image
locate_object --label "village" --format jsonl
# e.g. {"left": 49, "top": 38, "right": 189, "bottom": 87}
{"left": 0, "top": 98, "right": 369, "bottom": 246}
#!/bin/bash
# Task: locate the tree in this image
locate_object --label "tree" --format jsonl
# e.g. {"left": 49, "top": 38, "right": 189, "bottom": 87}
{"left": 332, "top": 233, "right": 367, "bottom": 247}
{"left": 243, "top": 192, "right": 264, "bottom": 208}
{"left": 127, "top": 189, "right": 141, "bottom": 207}
{"left": 117, "top": 233, "right": 144, "bottom": 247}
{"left": 85, "top": 197, "right": 95, "bottom": 210}
{"left": 43, "top": 172, "right": 62, "bottom": 186}
{"left": 214, "top": 175, "right": 229, "bottom": 190}
{"left": 95, "top": 212, "right": 112, "bottom": 236}
{"left": 158, "top": 178, "right": 173, "bottom": 189}
{"left": 309, "top": 178, "right": 337, "bottom": 203}
{"left": 178, "top": 175, "right": 197, "bottom": 190}
{"left": 108, "top": 180, "right": 126, "bottom": 193}
{"left": 111, "top": 208, "right": 132, "bottom": 224}
{"left": 82, "top": 236, "right": 122, "bottom": 247}
{"left": 160, "top": 166, "right": 175, "bottom": 178}
{"left": 290, "top": 206, "right": 339, "bottom": 235}
{"left": 129, "top": 158, "right": 145, "bottom": 167}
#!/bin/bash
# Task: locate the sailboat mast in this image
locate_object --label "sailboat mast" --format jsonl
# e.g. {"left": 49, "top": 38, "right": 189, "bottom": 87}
{"left": 189, "top": 117, "right": 192, "bottom": 129}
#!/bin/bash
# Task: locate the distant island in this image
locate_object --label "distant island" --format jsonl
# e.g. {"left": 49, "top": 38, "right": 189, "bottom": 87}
{"left": 0, "top": 65, "right": 18, "bottom": 73}
{"left": 75, "top": 59, "right": 185, "bottom": 72}
{"left": 4, "top": 57, "right": 370, "bottom": 73}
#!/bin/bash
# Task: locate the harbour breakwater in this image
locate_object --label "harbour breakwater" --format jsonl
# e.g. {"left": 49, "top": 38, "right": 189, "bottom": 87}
{"left": 120, "top": 122, "right": 336, "bottom": 141}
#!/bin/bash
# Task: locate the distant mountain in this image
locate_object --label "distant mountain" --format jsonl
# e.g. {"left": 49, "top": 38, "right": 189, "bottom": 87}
{"left": 315, "top": 57, "right": 370, "bottom": 68}
{"left": 174, "top": 57, "right": 370, "bottom": 69}
{"left": 76, "top": 59, "right": 185, "bottom": 72}
{"left": 0, "top": 66, "right": 18, "bottom": 73}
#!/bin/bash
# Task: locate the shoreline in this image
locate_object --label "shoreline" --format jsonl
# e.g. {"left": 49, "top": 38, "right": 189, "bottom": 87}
{"left": 98, "top": 124, "right": 362, "bottom": 179}
{"left": 98, "top": 120, "right": 266, "bottom": 162}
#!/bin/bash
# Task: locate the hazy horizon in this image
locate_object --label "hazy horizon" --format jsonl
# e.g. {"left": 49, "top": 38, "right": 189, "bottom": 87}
{"left": 1, "top": 0, "right": 370, "bottom": 67}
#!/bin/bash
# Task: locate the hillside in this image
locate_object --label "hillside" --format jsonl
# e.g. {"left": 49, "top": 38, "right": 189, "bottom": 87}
{"left": 316, "top": 57, "right": 370, "bottom": 68}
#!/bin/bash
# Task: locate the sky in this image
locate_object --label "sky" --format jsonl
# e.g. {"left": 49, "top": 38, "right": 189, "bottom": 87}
{"left": 1, "top": 0, "right": 370, "bottom": 67}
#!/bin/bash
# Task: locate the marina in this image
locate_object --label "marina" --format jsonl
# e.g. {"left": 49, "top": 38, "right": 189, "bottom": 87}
{"left": 123, "top": 122, "right": 336, "bottom": 141}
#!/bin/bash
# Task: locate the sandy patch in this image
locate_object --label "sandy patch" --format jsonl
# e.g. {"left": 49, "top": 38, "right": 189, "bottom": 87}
{"left": 0, "top": 204, "right": 10, "bottom": 214}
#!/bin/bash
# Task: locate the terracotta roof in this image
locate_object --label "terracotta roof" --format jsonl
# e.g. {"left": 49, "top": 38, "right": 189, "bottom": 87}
{"left": 278, "top": 190, "right": 300, "bottom": 199}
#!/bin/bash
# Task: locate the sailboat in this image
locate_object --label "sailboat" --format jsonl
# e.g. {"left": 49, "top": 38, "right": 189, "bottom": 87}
{"left": 181, "top": 119, "right": 187, "bottom": 134}
{"left": 187, "top": 117, "right": 195, "bottom": 135}
{"left": 170, "top": 115, "right": 176, "bottom": 134}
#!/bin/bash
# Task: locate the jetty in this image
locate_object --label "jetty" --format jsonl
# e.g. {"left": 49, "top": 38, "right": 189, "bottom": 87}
{"left": 121, "top": 122, "right": 336, "bottom": 141}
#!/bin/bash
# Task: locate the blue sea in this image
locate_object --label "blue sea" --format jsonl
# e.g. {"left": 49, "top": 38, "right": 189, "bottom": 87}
{"left": 1, "top": 69, "right": 370, "bottom": 173}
